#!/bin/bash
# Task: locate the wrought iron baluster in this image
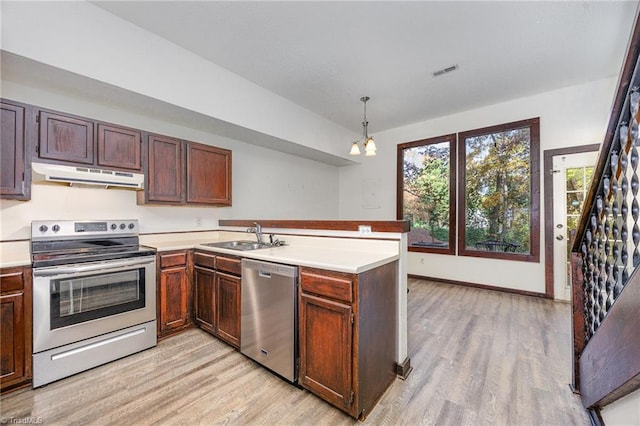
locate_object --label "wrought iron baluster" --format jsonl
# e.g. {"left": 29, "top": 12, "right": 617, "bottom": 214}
{"left": 576, "top": 87, "right": 640, "bottom": 343}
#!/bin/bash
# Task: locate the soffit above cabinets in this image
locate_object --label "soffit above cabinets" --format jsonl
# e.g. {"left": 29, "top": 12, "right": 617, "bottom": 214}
{"left": 1, "top": 52, "right": 357, "bottom": 167}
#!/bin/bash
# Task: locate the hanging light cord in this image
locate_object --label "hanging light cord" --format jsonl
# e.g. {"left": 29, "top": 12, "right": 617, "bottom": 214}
{"left": 361, "top": 96, "right": 370, "bottom": 141}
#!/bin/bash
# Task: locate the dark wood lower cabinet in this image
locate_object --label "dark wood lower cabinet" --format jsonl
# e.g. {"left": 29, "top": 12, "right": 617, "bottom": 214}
{"left": 158, "top": 251, "right": 192, "bottom": 338}
{"left": 215, "top": 272, "right": 241, "bottom": 348}
{"left": 193, "top": 251, "right": 241, "bottom": 349}
{"left": 299, "top": 293, "right": 353, "bottom": 408}
{"left": 194, "top": 265, "right": 216, "bottom": 334}
{"left": 157, "top": 249, "right": 397, "bottom": 419}
{"left": 0, "top": 266, "right": 32, "bottom": 393}
{"left": 299, "top": 262, "right": 398, "bottom": 420}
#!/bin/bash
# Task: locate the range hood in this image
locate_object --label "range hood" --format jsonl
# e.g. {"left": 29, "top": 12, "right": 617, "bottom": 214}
{"left": 32, "top": 162, "right": 144, "bottom": 190}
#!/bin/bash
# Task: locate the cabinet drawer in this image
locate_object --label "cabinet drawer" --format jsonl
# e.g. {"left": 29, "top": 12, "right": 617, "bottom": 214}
{"left": 215, "top": 255, "right": 241, "bottom": 275}
{"left": 159, "top": 251, "right": 187, "bottom": 268}
{"left": 194, "top": 251, "right": 216, "bottom": 269}
{"left": 300, "top": 268, "right": 354, "bottom": 304}
{"left": 0, "top": 270, "right": 24, "bottom": 293}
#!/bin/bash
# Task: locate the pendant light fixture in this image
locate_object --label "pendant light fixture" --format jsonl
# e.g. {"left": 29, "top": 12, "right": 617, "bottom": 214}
{"left": 350, "top": 96, "right": 377, "bottom": 156}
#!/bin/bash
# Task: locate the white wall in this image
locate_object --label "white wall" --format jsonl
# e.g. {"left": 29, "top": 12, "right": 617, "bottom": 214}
{"left": 0, "top": 1, "right": 357, "bottom": 160}
{"left": 339, "top": 77, "right": 617, "bottom": 294}
{"left": 0, "top": 80, "right": 339, "bottom": 241}
{"left": 601, "top": 389, "right": 640, "bottom": 426}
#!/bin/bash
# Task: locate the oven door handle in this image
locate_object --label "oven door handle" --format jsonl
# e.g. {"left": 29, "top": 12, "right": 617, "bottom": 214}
{"left": 33, "top": 257, "right": 155, "bottom": 277}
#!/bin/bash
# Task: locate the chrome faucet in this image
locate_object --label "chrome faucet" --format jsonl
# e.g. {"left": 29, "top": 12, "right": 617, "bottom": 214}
{"left": 247, "top": 221, "right": 264, "bottom": 244}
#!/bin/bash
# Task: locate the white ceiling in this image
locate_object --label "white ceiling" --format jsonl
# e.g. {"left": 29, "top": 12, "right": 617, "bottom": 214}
{"left": 53, "top": 1, "right": 638, "bottom": 135}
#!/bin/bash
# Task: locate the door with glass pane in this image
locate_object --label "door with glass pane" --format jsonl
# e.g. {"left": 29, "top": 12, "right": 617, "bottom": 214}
{"left": 552, "top": 151, "right": 597, "bottom": 300}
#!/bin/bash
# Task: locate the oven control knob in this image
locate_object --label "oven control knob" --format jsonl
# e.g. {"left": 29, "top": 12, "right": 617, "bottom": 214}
{"left": 39, "top": 225, "right": 48, "bottom": 233}
{"left": 128, "top": 223, "right": 135, "bottom": 230}
{"left": 52, "top": 225, "right": 60, "bottom": 232}
{"left": 111, "top": 223, "right": 117, "bottom": 230}
{"left": 119, "top": 223, "right": 126, "bottom": 230}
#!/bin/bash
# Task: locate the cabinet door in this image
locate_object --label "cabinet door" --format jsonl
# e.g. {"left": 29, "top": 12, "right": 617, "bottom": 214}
{"left": 194, "top": 266, "right": 216, "bottom": 334}
{"left": 159, "top": 266, "right": 189, "bottom": 335}
{"left": 186, "top": 143, "right": 231, "bottom": 205}
{"left": 299, "top": 292, "right": 353, "bottom": 410}
{"left": 0, "top": 266, "right": 31, "bottom": 392}
{"left": 0, "top": 292, "right": 25, "bottom": 387}
{"left": 215, "top": 272, "right": 241, "bottom": 348}
{"left": 38, "top": 111, "right": 94, "bottom": 164}
{"left": 147, "top": 135, "right": 183, "bottom": 203}
{"left": 0, "top": 102, "right": 28, "bottom": 199}
{"left": 97, "top": 124, "right": 141, "bottom": 170}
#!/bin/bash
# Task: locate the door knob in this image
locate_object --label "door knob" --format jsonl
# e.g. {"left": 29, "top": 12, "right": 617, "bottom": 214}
{"left": 556, "top": 235, "right": 564, "bottom": 241}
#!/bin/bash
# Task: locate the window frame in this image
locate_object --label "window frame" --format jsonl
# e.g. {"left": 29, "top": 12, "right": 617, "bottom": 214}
{"left": 397, "top": 133, "right": 457, "bottom": 255}
{"left": 457, "top": 117, "right": 540, "bottom": 262}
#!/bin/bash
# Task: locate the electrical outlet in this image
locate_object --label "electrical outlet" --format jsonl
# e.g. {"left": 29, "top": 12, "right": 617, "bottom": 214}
{"left": 420, "top": 257, "right": 425, "bottom": 264}
{"left": 195, "top": 217, "right": 202, "bottom": 227}
{"left": 358, "top": 225, "right": 372, "bottom": 234}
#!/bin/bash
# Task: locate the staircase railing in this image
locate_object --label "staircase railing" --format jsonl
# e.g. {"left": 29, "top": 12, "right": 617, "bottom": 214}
{"left": 571, "top": 8, "right": 640, "bottom": 409}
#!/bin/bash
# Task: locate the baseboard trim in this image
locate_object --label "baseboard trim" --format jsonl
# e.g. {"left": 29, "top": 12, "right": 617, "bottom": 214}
{"left": 408, "top": 274, "right": 550, "bottom": 299}
{"left": 395, "top": 357, "right": 413, "bottom": 380}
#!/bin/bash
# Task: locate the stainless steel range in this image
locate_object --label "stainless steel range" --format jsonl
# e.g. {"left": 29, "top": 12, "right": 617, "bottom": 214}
{"left": 31, "top": 219, "right": 157, "bottom": 387}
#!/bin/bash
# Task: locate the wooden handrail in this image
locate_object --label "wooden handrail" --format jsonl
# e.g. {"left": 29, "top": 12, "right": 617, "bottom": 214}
{"left": 218, "top": 220, "right": 410, "bottom": 233}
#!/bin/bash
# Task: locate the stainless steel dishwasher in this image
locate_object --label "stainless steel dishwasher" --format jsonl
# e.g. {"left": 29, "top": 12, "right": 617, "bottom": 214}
{"left": 241, "top": 259, "right": 298, "bottom": 382}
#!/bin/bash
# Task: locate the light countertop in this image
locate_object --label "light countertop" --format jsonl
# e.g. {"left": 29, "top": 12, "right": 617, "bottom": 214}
{"left": 0, "top": 241, "right": 31, "bottom": 268}
{"left": 1, "top": 232, "right": 400, "bottom": 274}
{"left": 143, "top": 233, "right": 399, "bottom": 274}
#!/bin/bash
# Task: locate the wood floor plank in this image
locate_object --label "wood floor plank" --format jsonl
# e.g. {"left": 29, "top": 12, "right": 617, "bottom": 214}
{"left": 0, "top": 278, "right": 590, "bottom": 425}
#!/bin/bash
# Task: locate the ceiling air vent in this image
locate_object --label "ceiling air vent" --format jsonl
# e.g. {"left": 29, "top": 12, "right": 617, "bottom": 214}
{"left": 432, "top": 64, "right": 458, "bottom": 77}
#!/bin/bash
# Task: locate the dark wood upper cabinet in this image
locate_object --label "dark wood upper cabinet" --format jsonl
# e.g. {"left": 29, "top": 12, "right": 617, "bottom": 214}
{"left": 186, "top": 143, "right": 232, "bottom": 205}
{"left": 0, "top": 100, "right": 232, "bottom": 204}
{"left": 97, "top": 124, "right": 141, "bottom": 170}
{"left": 141, "top": 137, "right": 232, "bottom": 206}
{"left": 34, "top": 108, "right": 142, "bottom": 172}
{"left": 0, "top": 101, "right": 30, "bottom": 200}
{"left": 38, "top": 111, "right": 94, "bottom": 164}
{"left": 146, "top": 135, "right": 184, "bottom": 204}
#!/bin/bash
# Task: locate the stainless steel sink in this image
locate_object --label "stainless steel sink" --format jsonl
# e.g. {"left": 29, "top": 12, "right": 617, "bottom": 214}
{"left": 201, "top": 240, "right": 273, "bottom": 251}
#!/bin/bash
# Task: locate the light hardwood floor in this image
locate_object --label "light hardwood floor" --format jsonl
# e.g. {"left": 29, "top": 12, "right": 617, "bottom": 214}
{"left": 1, "top": 278, "right": 590, "bottom": 425}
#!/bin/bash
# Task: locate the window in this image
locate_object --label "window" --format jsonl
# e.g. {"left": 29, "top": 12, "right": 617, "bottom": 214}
{"left": 397, "top": 134, "right": 456, "bottom": 254}
{"left": 458, "top": 118, "right": 540, "bottom": 261}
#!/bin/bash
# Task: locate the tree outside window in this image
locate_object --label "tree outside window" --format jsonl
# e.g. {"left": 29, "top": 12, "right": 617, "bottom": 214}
{"left": 397, "top": 134, "right": 456, "bottom": 254}
{"left": 458, "top": 118, "right": 540, "bottom": 262}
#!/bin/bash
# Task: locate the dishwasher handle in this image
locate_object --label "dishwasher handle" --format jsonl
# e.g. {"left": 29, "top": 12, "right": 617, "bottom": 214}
{"left": 242, "top": 258, "right": 297, "bottom": 278}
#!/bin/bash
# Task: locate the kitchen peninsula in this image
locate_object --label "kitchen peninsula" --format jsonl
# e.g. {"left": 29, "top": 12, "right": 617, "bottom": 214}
{"left": 140, "top": 220, "right": 409, "bottom": 419}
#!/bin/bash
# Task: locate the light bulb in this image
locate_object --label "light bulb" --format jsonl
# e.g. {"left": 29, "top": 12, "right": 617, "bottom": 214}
{"left": 350, "top": 141, "right": 361, "bottom": 155}
{"left": 364, "top": 137, "right": 377, "bottom": 156}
